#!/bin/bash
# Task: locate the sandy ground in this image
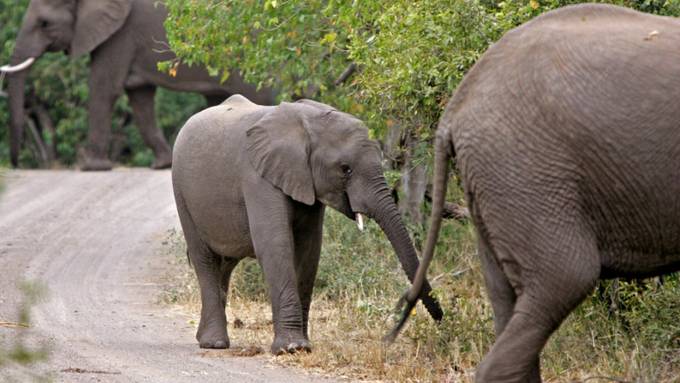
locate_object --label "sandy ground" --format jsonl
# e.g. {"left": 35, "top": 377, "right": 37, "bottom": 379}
{"left": 0, "top": 169, "right": 338, "bottom": 382}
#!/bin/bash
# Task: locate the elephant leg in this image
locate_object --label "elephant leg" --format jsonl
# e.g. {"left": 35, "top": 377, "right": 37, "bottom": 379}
{"left": 220, "top": 256, "right": 241, "bottom": 340}
{"left": 479, "top": 238, "right": 516, "bottom": 337}
{"left": 292, "top": 203, "right": 325, "bottom": 341}
{"left": 81, "top": 51, "right": 129, "bottom": 171}
{"left": 243, "top": 183, "right": 307, "bottom": 355}
{"left": 193, "top": 251, "right": 232, "bottom": 349}
{"left": 479, "top": 237, "right": 543, "bottom": 382}
{"left": 475, "top": 225, "right": 600, "bottom": 383}
{"left": 127, "top": 86, "right": 172, "bottom": 169}
{"left": 175, "top": 193, "right": 229, "bottom": 349}
{"left": 81, "top": 89, "right": 117, "bottom": 171}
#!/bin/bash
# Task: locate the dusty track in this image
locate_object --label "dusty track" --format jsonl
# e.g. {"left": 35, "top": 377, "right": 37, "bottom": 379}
{"left": 0, "top": 170, "right": 336, "bottom": 382}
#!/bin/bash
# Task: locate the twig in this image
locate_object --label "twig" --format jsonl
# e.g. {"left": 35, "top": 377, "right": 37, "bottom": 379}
{"left": 334, "top": 63, "right": 357, "bottom": 86}
{"left": 578, "top": 376, "right": 633, "bottom": 383}
{"left": 442, "top": 202, "right": 469, "bottom": 221}
{"left": 0, "top": 321, "right": 30, "bottom": 328}
{"left": 32, "top": 103, "right": 57, "bottom": 162}
{"left": 61, "top": 367, "right": 122, "bottom": 375}
{"left": 423, "top": 189, "right": 470, "bottom": 222}
{"left": 26, "top": 118, "right": 50, "bottom": 167}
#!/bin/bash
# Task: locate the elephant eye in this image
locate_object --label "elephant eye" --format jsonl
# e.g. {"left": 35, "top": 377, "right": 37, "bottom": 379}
{"left": 39, "top": 19, "right": 49, "bottom": 29}
{"left": 341, "top": 164, "right": 352, "bottom": 176}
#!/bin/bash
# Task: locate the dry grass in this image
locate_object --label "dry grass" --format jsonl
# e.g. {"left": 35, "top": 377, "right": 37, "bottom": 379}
{"left": 160, "top": 209, "right": 680, "bottom": 382}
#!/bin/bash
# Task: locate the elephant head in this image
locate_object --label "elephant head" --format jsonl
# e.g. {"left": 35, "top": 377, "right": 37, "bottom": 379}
{"left": 245, "top": 99, "right": 444, "bottom": 321}
{"left": 2, "top": 0, "right": 132, "bottom": 166}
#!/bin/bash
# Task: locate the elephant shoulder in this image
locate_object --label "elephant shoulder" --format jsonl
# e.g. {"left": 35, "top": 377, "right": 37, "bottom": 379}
{"left": 178, "top": 99, "right": 268, "bottom": 142}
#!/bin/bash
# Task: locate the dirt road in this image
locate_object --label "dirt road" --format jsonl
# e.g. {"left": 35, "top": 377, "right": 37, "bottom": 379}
{"left": 0, "top": 170, "right": 336, "bottom": 382}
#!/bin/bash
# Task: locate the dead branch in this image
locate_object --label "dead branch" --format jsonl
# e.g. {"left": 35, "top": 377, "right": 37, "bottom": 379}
{"left": 0, "top": 321, "right": 29, "bottom": 328}
{"left": 26, "top": 118, "right": 50, "bottom": 167}
{"left": 32, "top": 103, "right": 57, "bottom": 162}
{"left": 578, "top": 376, "right": 633, "bottom": 383}
{"left": 334, "top": 63, "right": 357, "bottom": 86}
{"left": 442, "top": 202, "right": 469, "bottom": 221}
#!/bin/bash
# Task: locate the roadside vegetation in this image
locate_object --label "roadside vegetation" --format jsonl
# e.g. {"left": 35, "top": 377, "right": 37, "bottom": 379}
{"left": 0, "top": 177, "right": 50, "bottom": 382}
{"left": 0, "top": 282, "right": 50, "bottom": 383}
{"left": 163, "top": 206, "right": 680, "bottom": 382}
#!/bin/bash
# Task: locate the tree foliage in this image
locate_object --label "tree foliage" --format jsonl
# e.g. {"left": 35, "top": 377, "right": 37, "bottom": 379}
{"left": 164, "top": 0, "right": 680, "bottom": 136}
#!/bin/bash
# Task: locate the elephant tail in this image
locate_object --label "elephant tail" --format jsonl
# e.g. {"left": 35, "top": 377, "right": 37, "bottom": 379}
{"left": 385, "top": 128, "right": 453, "bottom": 343}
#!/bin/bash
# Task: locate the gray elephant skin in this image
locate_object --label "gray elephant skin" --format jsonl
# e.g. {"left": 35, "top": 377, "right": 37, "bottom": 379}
{"left": 406, "top": 4, "right": 680, "bottom": 382}
{"left": 4, "top": 0, "right": 274, "bottom": 170}
{"left": 172, "top": 95, "right": 443, "bottom": 354}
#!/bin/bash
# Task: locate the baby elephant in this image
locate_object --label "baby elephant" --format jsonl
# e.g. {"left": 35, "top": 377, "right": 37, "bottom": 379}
{"left": 172, "top": 95, "right": 442, "bottom": 354}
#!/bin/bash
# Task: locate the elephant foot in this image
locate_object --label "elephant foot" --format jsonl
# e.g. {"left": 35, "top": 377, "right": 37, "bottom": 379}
{"left": 197, "top": 331, "right": 229, "bottom": 349}
{"left": 80, "top": 157, "right": 113, "bottom": 171}
{"left": 199, "top": 338, "right": 229, "bottom": 349}
{"left": 196, "top": 321, "right": 229, "bottom": 349}
{"left": 271, "top": 335, "right": 312, "bottom": 355}
{"left": 78, "top": 148, "right": 113, "bottom": 171}
{"left": 151, "top": 154, "right": 172, "bottom": 170}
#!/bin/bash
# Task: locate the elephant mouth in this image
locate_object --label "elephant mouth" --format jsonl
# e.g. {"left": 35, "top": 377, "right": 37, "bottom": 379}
{"left": 343, "top": 192, "right": 367, "bottom": 231}
{"left": 341, "top": 192, "right": 355, "bottom": 219}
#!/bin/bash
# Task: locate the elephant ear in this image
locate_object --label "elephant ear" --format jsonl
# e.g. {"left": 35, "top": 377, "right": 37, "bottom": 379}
{"left": 70, "top": 0, "right": 133, "bottom": 58}
{"left": 246, "top": 103, "right": 316, "bottom": 206}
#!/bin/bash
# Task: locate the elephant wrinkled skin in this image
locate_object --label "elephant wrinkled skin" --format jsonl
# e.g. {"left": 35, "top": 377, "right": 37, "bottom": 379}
{"left": 408, "top": 4, "right": 680, "bottom": 382}
{"left": 172, "top": 95, "right": 443, "bottom": 354}
{"left": 4, "top": 0, "right": 274, "bottom": 170}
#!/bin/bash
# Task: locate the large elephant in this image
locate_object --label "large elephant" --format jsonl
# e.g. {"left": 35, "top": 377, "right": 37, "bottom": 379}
{"left": 172, "top": 95, "right": 443, "bottom": 354}
{"left": 399, "top": 4, "right": 680, "bottom": 382}
{"left": 2, "top": 0, "right": 274, "bottom": 170}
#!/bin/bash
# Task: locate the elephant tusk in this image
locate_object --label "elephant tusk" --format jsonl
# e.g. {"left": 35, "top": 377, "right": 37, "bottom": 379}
{"left": 356, "top": 213, "right": 364, "bottom": 232}
{"left": 0, "top": 57, "right": 36, "bottom": 73}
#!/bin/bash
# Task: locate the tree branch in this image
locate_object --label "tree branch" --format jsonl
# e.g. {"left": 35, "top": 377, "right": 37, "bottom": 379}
{"left": 32, "top": 104, "right": 56, "bottom": 162}
{"left": 334, "top": 63, "right": 357, "bottom": 86}
{"left": 26, "top": 118, "right": 50, "bottom": 168}
{"left": 580, "top": 376, "right": 633, "bottom": 383}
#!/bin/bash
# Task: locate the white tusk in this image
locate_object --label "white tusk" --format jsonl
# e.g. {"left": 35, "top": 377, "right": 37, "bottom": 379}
{"left": 356, "top": 213, "right": 364, "bottom": 232}
{"left": 0, "top": 57, "right": 35, "bottom": 73}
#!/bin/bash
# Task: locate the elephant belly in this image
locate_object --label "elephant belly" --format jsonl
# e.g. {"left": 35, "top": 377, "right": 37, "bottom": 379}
{"left": 583, "top": 163, "right": 680, "bottom": 279}
{"left": 188, "top": 194, "right": 255, "bottom": 259}
{"left": 600, "top": 250, "right": 680, "bottom": 279}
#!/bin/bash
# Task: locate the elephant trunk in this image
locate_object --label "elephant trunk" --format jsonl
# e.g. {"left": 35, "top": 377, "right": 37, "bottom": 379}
{"left": 4, "top": 13, "right": 48, "bottom": 167}
{"left": 365, "top": 172, "right": 444, "bottom": 322}
{"left": 385, "top": 133, "right": 451, "bottom": 342}
{"left": 6, "top": 60, "right": 31, "bottom": 168}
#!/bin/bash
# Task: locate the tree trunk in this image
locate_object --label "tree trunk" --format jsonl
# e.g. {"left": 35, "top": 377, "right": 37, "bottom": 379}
{"left": 399, "top": 132, "right": 428, "bottom": 225}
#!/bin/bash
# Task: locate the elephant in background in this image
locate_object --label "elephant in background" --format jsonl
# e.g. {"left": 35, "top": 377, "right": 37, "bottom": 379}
{"left": 400, "top": 4, "right": 680, "bottom": 382}
{"left": 2, "top": 0, "right": 274, "bottom": 170}
{"left": 172, "top": 95, "right": 443, "bottom": 354}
